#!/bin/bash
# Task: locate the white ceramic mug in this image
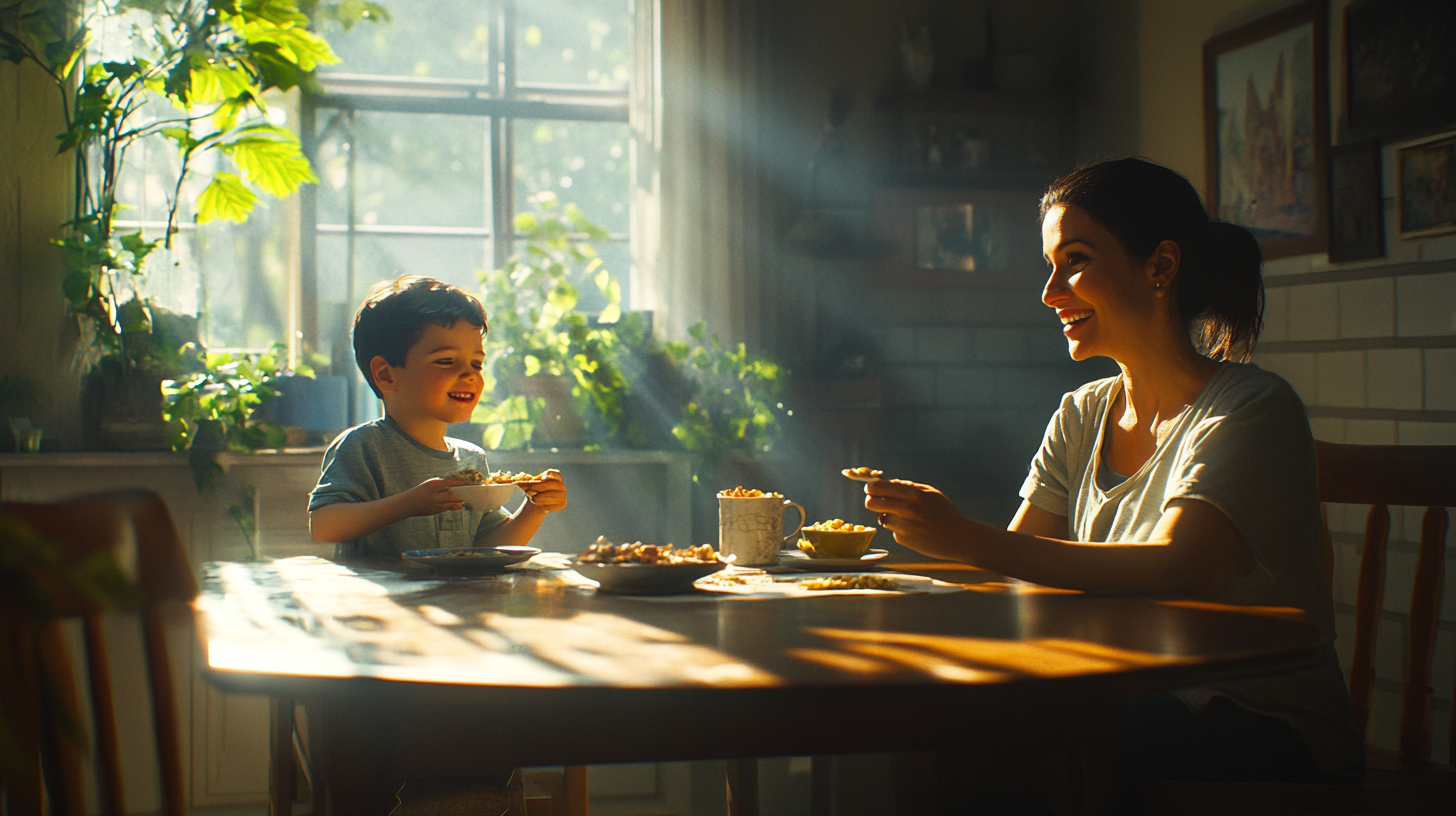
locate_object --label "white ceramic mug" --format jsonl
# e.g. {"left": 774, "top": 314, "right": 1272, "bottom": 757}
{"left": 718, "top": 495, "right": 806, "bottom": 567}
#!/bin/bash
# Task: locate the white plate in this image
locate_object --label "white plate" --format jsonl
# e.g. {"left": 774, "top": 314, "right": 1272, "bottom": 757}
{"left": 777, "top": 549, "right": 890, "bottom": 571}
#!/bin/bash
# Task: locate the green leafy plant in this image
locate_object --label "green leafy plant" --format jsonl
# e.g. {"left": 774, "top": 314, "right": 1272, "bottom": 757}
{"left": 0, "top": 0, "right": 381, "bottom": 373}
{"left": 475, "top": 192, "right": 630, "bottom": 449}
{"left": 666, "top": 320, "right": 788, "bottom": 479}
{"left": 162, "top": 343, "right": 309, "bottom": 489}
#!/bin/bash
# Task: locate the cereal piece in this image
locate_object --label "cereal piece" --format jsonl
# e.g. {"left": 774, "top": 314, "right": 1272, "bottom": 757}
{"left": 717, "top": 486, "right": 781, "bottom": 498}
{"left": 446, "top": 466, "right": 489, "bottom": 484}
{"left": 487, "top": 470, "right": 547, "bottom": 485}
{"left": 841, "top": 467, "right": 884, "bottom": 481}
{"left": 579, "top": 536, "right": 722, "bottom": 564}
{"left": 805, "top": 519, "right": 874, "bottom": 532}
{"left": 799, "top": 575, "right": 900, "bottom": 591}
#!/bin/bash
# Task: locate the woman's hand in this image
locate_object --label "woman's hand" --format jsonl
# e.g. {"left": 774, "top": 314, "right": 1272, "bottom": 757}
{"left": 520, "top": 469, "right": 567, "bottom": 513}
{"left": 863, "top": 479, "right": 974, "bottom": 560}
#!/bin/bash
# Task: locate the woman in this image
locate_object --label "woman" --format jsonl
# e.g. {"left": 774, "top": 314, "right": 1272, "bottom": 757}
{"left": 867, "top": 159, "right": 1362, "bottom": 787}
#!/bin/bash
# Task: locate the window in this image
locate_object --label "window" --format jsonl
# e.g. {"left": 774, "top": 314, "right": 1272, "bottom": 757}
{"left": 304, "top": 0, "right": 636, "bottom": 423}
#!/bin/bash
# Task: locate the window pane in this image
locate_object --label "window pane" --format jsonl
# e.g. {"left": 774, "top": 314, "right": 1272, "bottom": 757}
{"left": 116, "top": 132, "right": 289, "bottom": 350}
{"left": 321, "top": 0, "right": 493, "bottom": 80}
{"left": 315, "top": 111, "right": 490, "bottom": 229}
{"left": 513, "top": 119, "right": 630, "bottom": 235}
{"left": 515, "top": 0, "right": 632, "bottom": 88}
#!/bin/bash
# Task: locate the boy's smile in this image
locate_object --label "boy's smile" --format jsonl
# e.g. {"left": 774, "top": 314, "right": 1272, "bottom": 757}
{"left": 372, "top": 320, "right": 486, "bottom": 447}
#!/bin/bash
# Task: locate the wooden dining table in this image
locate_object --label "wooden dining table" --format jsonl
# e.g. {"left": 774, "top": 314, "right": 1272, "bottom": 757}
{"left": 193, "top": 554, "right": 1327, "bottom": 815}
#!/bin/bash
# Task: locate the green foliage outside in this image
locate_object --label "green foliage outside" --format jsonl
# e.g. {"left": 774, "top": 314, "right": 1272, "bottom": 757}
{"left": 0, "top": 0, "right": 381, "bottom": 374}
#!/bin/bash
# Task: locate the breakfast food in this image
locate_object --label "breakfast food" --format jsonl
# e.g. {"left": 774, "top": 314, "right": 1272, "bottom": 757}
{"left": 579, "top": 536, "right": 721, "bottom": 564}
{"left": 718, "top": 486, "right": 780, "bottom": 498}
{"left": 799, "top": 575, "right": 900, "bottom": 591}
{"left": 806, "top": 519, "right": 873, "bottom": 532}
{"left": 446, "top": 466, "right": 489, "bottom": 484}
{"left": 487, "top": 470, "right": 546, "bottom": 485}
{"left": 841, "top": 467, "right": 884, "bottom": 481}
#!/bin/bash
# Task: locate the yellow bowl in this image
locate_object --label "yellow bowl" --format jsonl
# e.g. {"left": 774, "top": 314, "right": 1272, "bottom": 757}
{"left": 798, "top": 527, "right": 875, "bottom": 559}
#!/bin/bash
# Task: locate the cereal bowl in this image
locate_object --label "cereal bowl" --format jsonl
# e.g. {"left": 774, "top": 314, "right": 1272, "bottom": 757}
{"left": 451, "top": 483, "right": 518, "bottom": 512}
{"left": 573, "top": 560, "right": 726, "bottom": 594}
{"left": 798, "top": 522, "right": 876, "bottom": 559}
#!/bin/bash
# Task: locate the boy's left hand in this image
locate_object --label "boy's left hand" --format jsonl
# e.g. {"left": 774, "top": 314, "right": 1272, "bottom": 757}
{"left": 521, "top": 469, "right": 567, "bottom": 513}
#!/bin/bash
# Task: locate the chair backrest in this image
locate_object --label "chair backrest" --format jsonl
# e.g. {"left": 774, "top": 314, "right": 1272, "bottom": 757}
{"left": 0, "top": 489, "right": 196, "bottom": 816}
{"left": 1314, "top": 441, "right": 1456, "bottom": 765}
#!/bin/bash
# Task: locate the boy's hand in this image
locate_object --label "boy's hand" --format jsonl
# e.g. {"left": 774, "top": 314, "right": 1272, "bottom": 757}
{"left": 520, "top": 469, "right": 567, "bottom": 513}
{"left": 402, "top": 477, "right": 467, "bottom": 516}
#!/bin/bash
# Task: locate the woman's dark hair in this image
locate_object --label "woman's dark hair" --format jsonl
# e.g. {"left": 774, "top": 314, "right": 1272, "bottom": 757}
{"left": 353, "top": 276, "right": 488, "bottom": 398}
{"left": 1040, "top": 158, "right": 1263, "bottom": 362}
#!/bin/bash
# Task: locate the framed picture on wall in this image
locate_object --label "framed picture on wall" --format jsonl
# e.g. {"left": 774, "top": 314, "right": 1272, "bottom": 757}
{"left": 873, "top": 187, "right": 1042, "bottom": 288}
{"left": 1396, "top": 130, "right": 1456, "bottom": 241}
{"left": 1328, "top": 140, "right": 1384, "bottom": 262}
{"left": 1203, "top": 0, "right": 1329, "bottom": 259}
{"left": 1344, "top": 0, "right": 1456, "bottom": 142}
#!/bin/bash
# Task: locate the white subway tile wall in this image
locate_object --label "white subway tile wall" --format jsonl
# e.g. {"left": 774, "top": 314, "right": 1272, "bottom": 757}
{"left": 1396, "top": 272, "right": 1456, "bottom": 337}
{"left": 1262, "top": 287, "right": 1289, "bottom": 342}
{"left": 1337, "top": 278, "right": 1394, "bottom": 339}
{"left": 1316, "top": 350, "right": 1365, "bottom": 408}
{"left": 1288, "top": 282, "right": 1340, "bottom": 341}
{"left": 1364, "top": 348, "right": 1423, "bottom": 410}
{"left": 1425, "top": 348, "right": 1456, "bottom": 411}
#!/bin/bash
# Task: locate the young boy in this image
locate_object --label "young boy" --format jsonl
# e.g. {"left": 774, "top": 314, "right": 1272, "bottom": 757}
{"left": 310, "top": 275, "right": 567, "bottom": 556}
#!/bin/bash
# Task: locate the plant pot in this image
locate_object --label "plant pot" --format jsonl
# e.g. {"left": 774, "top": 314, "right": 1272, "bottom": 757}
{"left": 508, "top": 375, "right": 585, "bottom": 447}
{"left": 82, "top": 370, "right": 170, "bottom": 451}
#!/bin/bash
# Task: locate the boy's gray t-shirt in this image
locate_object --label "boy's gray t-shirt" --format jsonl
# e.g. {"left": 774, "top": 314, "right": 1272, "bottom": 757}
{"left": 1019, "top": 362, "right": 1363, "bottom": 774}
{"left": 309, "top": 416, "right": 512, "bottom": 557}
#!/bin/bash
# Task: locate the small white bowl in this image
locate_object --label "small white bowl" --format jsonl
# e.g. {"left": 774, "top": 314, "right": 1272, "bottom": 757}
{"left": 451, "top": 483, "right": 518, "bottom": 512}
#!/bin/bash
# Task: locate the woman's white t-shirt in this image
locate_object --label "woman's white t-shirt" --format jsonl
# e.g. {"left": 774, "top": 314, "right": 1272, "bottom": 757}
{"left": 1019, "top": 362, "right": 1362, "bottom": 774}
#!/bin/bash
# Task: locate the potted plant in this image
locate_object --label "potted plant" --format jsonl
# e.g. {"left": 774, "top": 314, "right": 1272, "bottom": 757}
{"left": 0, "top": 373, "right": 43, "bottom": 451}
{"left": 475, "top": 192, "right": 633, "bottom": 449}
{"left": 0, "top": 0, "right": 381, "bottom": 449}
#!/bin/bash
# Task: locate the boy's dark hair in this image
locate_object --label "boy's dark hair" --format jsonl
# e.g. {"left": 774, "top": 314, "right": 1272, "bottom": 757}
{"left": 353, "top": 276, "right": 488, "bottom": 398}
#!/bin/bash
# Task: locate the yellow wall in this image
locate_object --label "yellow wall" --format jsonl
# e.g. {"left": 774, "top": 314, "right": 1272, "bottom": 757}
{"left": 0, "top": 58, "right": 81, "bottom": 448}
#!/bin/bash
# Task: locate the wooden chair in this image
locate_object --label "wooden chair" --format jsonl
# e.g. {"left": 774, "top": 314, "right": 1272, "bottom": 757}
{"left": 0, "top": 489, "right": 196, "bottom": 816}
{"left": 1144, "top": 441, "right": 1456, "bottom": 814}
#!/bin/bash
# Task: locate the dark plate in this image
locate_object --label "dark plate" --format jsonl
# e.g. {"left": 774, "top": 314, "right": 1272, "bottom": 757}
{"left": 402, "top": 546, "right": 541, "bottom": 573}
{"left": 572, "top": 560, "right": 727, "bottom": 594}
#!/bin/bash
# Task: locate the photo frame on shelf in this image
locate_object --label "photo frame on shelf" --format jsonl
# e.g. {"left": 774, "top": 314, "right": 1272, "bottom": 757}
{"left": 1396, "top": 130, "right": 1456, "bottom": 241}
{"left": 1203, "top": 1, "right": 1329, "bottom": 259}
{"left": 1343, "top": 0, "right": 1456, "bottom": 142}
{"left": 1327, "top": 140, "right": 1384, "bottom": 263}
{"left": 873, "top": 187, "right": 1042, "bottom": 288}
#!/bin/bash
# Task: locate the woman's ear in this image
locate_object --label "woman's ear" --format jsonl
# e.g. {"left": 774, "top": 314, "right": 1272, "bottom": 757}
{"left": 370, "top": 356, "right": 397, "bottom": 394}
{"left": 1149, "top": 239, "right": 1181, "bottom": 291}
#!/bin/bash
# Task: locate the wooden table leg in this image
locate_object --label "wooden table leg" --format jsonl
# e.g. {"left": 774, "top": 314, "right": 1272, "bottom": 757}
{"left": 269, "top": 695, "right": 296, "bottom": 816}
{"left": 320, "top": 698, "right": 398, "bottom": 816}
{"left": 726, "top": 758, "right": 759, "bottom": 816}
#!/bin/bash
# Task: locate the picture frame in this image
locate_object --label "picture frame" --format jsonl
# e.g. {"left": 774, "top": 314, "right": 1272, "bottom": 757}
{"left": 1343, "top": 0, "right": 1456, "bottom": 143}
{"left": 1396, "top": 130, "right": 1456, "bottom": 241}
{"left": 1203, "top": 1, "right": 1329, "bottom": 259}
{"left": 1327, "top": 139, "right": 1384, "bottom": 262}
{"left": 873, "top": 187, "right": 1042, "bottom": 288}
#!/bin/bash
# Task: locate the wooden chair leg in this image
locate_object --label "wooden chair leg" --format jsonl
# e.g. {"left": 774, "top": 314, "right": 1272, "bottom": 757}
{"left": 727, "top": 758, "right": 760, "bottom": 816}
{"left": 562, "top": 765, "right": 589, "bottom": 816}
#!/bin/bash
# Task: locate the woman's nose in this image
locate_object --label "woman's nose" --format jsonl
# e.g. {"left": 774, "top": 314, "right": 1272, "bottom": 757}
{"left": 1042, "top": 268, "right": 1067, "bottom": 307}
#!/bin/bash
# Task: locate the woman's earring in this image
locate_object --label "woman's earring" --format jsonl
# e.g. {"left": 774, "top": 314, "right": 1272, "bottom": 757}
{"left": 1153, "top": 282, "right": 1166, "bottom": 292}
